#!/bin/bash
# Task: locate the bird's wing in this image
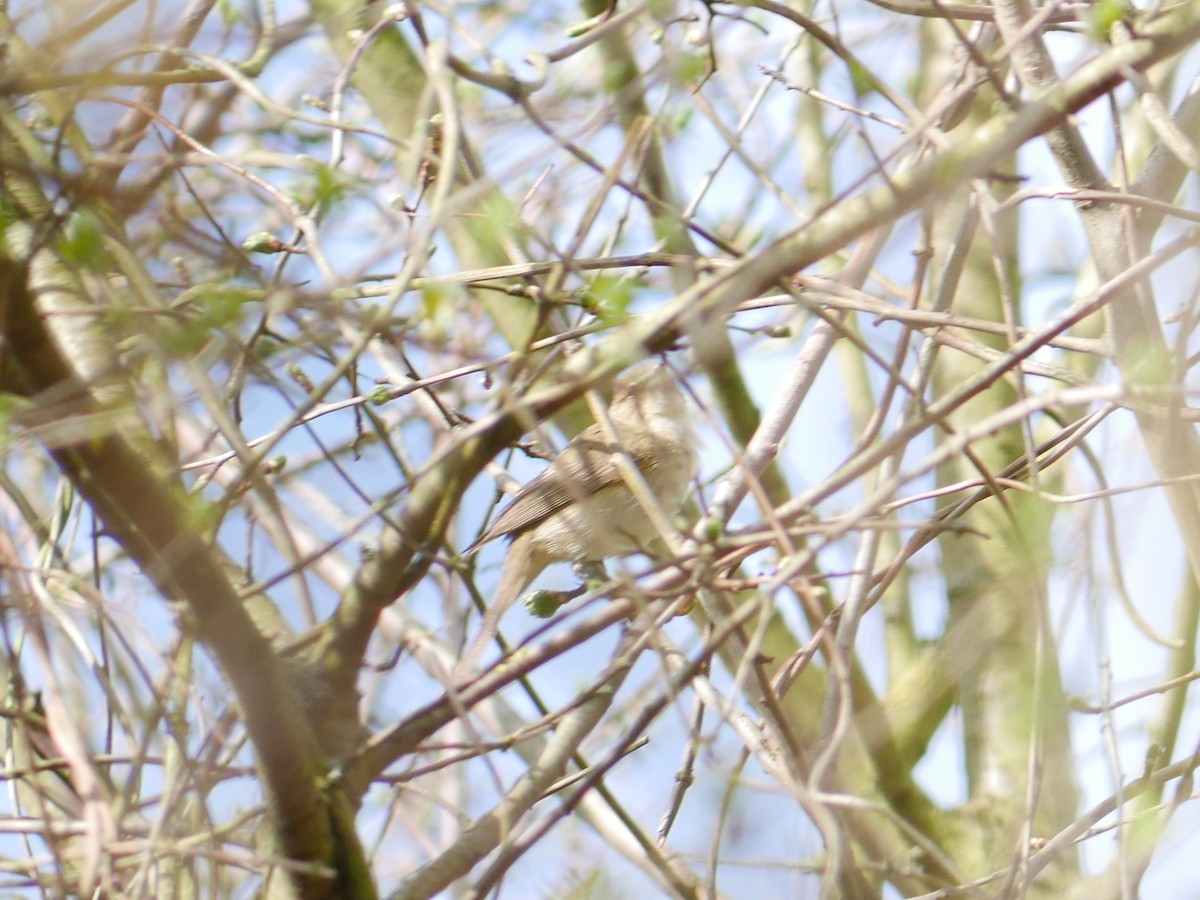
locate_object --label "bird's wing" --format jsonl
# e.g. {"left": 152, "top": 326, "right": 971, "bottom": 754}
{"left": 475, "top": 435, "right": 659, "bottom": 545}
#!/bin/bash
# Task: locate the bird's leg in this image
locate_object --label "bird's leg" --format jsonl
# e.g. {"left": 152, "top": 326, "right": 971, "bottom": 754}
{"left": 574, "top": 560, "right": 609, "bottom": 585}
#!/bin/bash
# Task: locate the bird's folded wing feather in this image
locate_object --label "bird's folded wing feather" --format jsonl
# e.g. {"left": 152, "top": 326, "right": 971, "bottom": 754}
{"left": 476, "top": 436, "right": 660, "bottom": 545}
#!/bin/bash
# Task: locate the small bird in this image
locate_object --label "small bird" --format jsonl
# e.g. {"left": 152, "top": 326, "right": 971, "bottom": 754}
{"left": 457, "top": 363, "right": 698, "bottom": 676}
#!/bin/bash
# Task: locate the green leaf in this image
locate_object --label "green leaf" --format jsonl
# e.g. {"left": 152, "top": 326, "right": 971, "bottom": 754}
{"left": 849, "top": 60, "right": 878, "bottom": 99}
{"left": 367, "top": 385, "right": 394, "bottom": 406}
{"left": 584, "top": 275, "right": 634, "bottom": 325}
{"left": 57, "top": 210, "right": 111, "bottom": 272}
{"left": 1086, "top": 0, "right": 1131, "bottom": 41}
{"left": 312, "top": 162, "right": 346, "bottom": 212}
{"left": 242, "top": 232, "right": 283, "bottom": 254}
{"left": 159, "top": 284, "right": 252, "bottom": 356}
{"left": 524, "top": 589, "right": 570, "bottom": 618}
